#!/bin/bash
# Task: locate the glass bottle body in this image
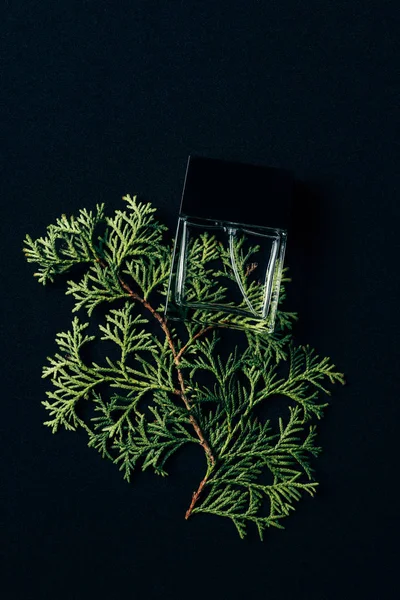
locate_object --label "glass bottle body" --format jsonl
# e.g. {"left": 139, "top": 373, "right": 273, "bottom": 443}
{"left": 165, "top": 215, "right": 287, "bottom": 332}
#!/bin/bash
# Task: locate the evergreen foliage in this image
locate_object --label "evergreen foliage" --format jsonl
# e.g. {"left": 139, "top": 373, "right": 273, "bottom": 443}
{"left": 23, "top": 195, "right": 344, "bottom": 539}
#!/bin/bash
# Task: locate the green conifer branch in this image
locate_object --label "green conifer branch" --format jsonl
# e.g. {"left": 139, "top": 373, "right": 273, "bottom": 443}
{"left": 23, "top": 194, "right": 344, "bottom": 539}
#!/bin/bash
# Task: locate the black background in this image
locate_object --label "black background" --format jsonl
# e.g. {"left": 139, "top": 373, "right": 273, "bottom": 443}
{"left": 2, "top": 2, "right": 399, "bottom": 599}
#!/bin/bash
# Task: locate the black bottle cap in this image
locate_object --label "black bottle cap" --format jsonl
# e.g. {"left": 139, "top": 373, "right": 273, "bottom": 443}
{"left": 179, "top": 155, "right": 293, "bottom": 230}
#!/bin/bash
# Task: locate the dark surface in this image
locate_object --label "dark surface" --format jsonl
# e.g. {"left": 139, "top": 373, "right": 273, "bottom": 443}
{"left": 1, "top": 2, "right": 399, "bottom": 599}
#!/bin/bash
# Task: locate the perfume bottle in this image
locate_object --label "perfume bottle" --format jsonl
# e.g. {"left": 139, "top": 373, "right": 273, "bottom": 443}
{"left": 165, "top": 156, "right": 293, "bottom": 333}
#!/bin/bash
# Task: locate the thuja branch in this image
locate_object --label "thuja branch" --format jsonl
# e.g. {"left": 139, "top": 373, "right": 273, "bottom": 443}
{"left": 23, "top": 195, "right": 344, "bottom": 539}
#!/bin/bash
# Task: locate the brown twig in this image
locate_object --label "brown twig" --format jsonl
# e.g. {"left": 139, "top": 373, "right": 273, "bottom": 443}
{"left": 185, "top": 474, "right": 209, "bottom": 520}
{"left": 118, "top": 275, "right": 216, "bottom": 466}
{"left": 96, "top": 254, "right": 216, "bottom": 506}
{"left": 175, "top": 325, "right": 216, "bottom": 362}
{"left": 245, "top": 262, "right": 258, "bottom": 277}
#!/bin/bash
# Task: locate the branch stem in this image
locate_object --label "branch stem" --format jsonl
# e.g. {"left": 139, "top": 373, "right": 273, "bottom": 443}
{"left": 96, "top": 254, "right": 216, "bottom": 509}
{"left": 175, "top": 325, "right": 216, "bottom": 362}
{"left": 185, "top": 471, "right": 210, "bottom": 520}
{"left": 118, "top": 275, "right": 216, "bottom": 467}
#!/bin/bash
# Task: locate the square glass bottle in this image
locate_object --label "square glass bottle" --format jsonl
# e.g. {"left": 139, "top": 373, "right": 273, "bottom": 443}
{"left": 165, "top": 156, "right": 293, "bottom": 333}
